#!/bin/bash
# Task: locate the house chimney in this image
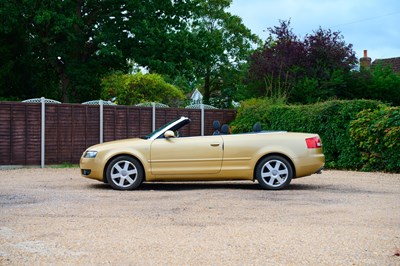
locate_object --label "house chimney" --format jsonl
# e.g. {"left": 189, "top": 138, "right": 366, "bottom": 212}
{"left": 360, "top": 49, "right": 371, "bottom": 69}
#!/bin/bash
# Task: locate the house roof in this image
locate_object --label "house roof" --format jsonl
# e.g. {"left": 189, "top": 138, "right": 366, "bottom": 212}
{"left": 190, "top": 88, "right": 203, "bottom": 101}
{"left": 372, "top": 57, "right": 400, "bottom": 73}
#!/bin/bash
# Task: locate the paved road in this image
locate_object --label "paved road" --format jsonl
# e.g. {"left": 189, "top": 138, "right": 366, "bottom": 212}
{"left": 0, "top": 168, "right": 399, "bottom": 265}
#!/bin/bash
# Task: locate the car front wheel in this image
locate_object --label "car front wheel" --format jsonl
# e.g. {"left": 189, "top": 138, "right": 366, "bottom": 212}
{"left": 256, "top": 155, "right": 293, "bottom": 190}
{"left": 106, "top": 156, "right": 144, "bottom": 190}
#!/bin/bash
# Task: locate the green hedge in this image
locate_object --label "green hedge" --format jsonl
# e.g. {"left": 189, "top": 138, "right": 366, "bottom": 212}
{"left": 349, "top": 106, "right": 400, "bottom": 172}
{"left": 231, "top": 99, "right": 400, "bottom": 172}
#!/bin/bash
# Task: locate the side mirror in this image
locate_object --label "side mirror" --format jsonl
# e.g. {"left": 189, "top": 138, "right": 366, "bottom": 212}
{"left": 164, "top": 130, "right": 175, "bottom": 138}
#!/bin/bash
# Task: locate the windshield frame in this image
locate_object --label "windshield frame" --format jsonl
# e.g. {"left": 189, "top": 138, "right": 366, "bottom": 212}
{"left": 142, "top": 116, "right": 191, "bottom": 140}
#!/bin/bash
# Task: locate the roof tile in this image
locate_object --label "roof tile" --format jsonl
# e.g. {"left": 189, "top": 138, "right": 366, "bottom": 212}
{"left": 372, "top": 57, "right": 400, "bottom": 73}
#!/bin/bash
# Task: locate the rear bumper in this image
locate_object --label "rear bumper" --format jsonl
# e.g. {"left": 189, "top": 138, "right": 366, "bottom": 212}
{"left": 315, "top": 166, "right": 324, "bottom": 174}
{"left": 293, "top": 153, "right": 325, "bottom": 178}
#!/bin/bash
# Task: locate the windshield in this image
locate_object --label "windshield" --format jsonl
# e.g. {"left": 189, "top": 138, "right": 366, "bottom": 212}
{"left": 141, "top": 117, "right": 184, "bottom": 140}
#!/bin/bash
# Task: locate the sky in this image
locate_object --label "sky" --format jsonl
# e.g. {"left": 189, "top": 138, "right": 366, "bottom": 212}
{"left": 229, "top": 0, "right": 400, "bottom": 62}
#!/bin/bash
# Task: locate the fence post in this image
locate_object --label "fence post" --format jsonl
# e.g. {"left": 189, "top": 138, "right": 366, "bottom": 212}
{"left": 100, "top": 100, "right": 103, "bottom": 143}
{"left": 152, "top": 102, "right": 156, "bottom": 131}
{"left": 41, "top": 97, "right": 45, "bottom": 168}
{"left": 201, "top": 104, "right": 204, "bottom": 136}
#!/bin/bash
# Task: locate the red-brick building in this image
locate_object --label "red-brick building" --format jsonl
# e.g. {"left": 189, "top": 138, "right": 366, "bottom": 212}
{"left": 360, "top": 50, "right": 400, "bottom": 74}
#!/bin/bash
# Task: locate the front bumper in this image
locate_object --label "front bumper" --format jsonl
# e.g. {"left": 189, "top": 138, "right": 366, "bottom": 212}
{"left": 80, "top": 157, "right": 105, "bottom": 182}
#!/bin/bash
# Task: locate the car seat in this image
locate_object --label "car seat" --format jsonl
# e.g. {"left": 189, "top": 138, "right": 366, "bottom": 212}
{"left": 221, "top": 124, "right": 230, "bottom": 134}
{"left": 212, "top": 120, "right": 221, "bottom": 135}
{"left": 253, "top": 122, "right": 262, "bottom": 132}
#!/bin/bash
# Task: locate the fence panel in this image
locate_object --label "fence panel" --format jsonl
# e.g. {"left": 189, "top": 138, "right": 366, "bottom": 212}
{"left": 0, "top": 104, "right": 11, "bottom": 165}
{"left": 0, "top": 102, "right": 236, "bottom": 165}
{"left": 71, "top": 105, "right": 88, "bottom": 162}
{"left": 45, "top": 104, "right": 60, "bottom": 164}
{"left": 11, "top": 104, "right": 28, "bottom": 165}
{"left": 26, "top": 104, "right": 41, "bottom": 165}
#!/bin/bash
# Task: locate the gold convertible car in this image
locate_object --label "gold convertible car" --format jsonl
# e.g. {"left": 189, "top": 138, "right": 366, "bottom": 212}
{"left": 80, "top": 117, "right": 324, "bottom": 190}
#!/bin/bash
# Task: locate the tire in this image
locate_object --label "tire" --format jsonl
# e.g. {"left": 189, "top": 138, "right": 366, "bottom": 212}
{"left": 106, "top": 156, "right": 144, "bottom": 190}
{"left": 256, "top": 155, "right": 293, "bottom": 190}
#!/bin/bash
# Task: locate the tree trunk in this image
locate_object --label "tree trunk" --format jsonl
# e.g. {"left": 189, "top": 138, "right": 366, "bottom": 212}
{"left": 203, "top": 66, "right": 211, "bottom": 104}
{"left": 49, "top": 56, "right": 70, "bottom": 103}
{"left": 54, "top": 60, "right": 70, "bottom": 103}
{"left": 59, "top": 68, "right": 70, "bottom": 103}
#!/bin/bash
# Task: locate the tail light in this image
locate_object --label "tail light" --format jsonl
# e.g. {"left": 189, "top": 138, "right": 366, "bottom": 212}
{"left": 306, "top": 136, "right": 322, "bottom": 149}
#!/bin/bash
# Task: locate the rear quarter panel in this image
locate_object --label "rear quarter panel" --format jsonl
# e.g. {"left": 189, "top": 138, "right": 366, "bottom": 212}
{"left": 221, "top": 132, "right": 324, "bottom": 179}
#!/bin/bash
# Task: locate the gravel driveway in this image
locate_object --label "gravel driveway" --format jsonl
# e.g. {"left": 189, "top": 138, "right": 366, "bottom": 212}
{"left": 0, "top": 168, "right": 399, "bottom": 265}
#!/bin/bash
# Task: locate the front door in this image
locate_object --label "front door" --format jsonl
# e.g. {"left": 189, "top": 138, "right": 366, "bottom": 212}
{"left": 150, "top": 136, "right": 223, "bottom": 175}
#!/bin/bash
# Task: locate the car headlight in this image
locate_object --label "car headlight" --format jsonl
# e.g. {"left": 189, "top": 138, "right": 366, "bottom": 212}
{"left": 83, "top": 150, "right": 98, "bottom": 158}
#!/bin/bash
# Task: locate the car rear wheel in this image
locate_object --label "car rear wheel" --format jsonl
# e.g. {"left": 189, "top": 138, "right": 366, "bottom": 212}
{"left": 106, "top": 156, "right": 144, "bottom": 190}
{"left": 256, "top": 155, "right": 293, "bottom": 190}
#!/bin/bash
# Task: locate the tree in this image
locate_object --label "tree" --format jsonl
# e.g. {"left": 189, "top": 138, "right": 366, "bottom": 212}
{"left": 0, "top": 1, "right": 59, "bottom": 100}
{"left": 1, "top": 0, "right": 259, "bottom": 105}
{"left": 134, "top": 0, "right": 260, "bottom": 107}
{"left": 302, "top": 27, "right": 357, "bottom": 101}
{"left": 248, "top": 20, "right": 306, "bottom": 99}
{"left": 304, "top": 27, "right": 357, "bottom": 78}
{"left": 346, "top": 65, "right": 400, "bottom": 106}
{"left": 248, "top": 20, "right": 357, "bottom": 103}
{"left": 187, "top": 0, "right": 260, "bottom": 106}
{"left": 101, "top": 73, "right": 185, "bottom": 107}
{"left": 0, "top": 0, "right": 192, "bottom": 102}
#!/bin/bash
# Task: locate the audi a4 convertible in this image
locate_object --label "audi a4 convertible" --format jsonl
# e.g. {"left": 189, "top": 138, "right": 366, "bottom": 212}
{"left": 80, "top": 116, "right": 324, "bottom": 190}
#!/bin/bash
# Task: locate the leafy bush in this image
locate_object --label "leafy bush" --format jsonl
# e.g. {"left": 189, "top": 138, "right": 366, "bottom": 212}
{"left": 230, "top": 98, "right": 277, "bottom": 132}
{"left": 349, "top": 106, "right": 400, "bottom": 172}
{"left": 101, "top": 72, "right": 185, "bottom": 107}
{"left": 231, "top": 99, "right": 384, "bottom": 170}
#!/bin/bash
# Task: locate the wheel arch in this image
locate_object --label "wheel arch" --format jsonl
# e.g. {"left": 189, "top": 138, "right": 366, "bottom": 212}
{"left": 253, "top": 153, "right": 296, "bottom": 181}
{"left": 102, "top": 153, "right": 146, "bottom": 183}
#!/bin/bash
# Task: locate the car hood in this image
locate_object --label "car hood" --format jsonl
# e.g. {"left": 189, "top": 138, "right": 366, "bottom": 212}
{"left": 85, "top": 138, "right": 147, "bottom": 152}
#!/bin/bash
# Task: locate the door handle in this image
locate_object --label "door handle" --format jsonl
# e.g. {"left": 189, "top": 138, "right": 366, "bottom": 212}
{"left": 210, "top": 143, "right": 220, "bottom": 147}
